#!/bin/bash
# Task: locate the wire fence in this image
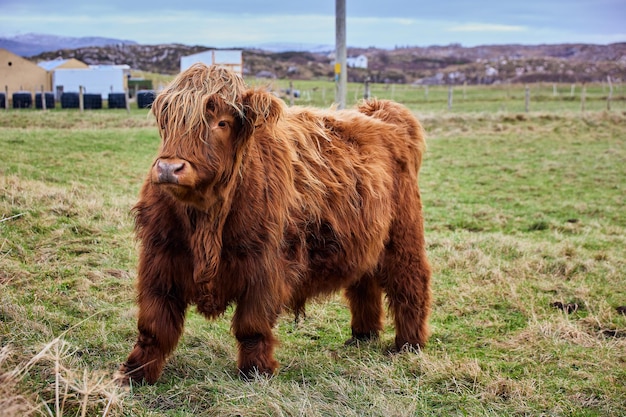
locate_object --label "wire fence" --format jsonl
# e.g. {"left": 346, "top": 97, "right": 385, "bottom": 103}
{"left": 265, "top": 79, "right": 626, "bottom": 113}
{"left": 3, "top": 79, "right": 624, "bottom": 114}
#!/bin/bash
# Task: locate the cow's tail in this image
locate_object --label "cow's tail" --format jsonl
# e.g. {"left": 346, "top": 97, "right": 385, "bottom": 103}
{"left": 357, "top": 98, "right": 426, "bottom": 172}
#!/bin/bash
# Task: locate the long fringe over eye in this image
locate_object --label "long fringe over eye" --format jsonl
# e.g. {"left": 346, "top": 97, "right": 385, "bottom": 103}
{"left": 152, "top": 64, "right": 248, "bottom": 137}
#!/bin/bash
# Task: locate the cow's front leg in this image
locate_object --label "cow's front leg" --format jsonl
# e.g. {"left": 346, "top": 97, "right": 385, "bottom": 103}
{"left": 232, "top": 290, "right": 281, "bottom": 378}
{"left": 116, "top": 244, "right": 191, "bottom": 385}
{"left": 116, "top": 288, "right": 187, "bottom": 385}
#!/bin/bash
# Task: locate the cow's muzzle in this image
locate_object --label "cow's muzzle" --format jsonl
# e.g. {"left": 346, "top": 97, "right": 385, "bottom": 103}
{"left": 152, "top": 158, "right": 188, "bottom": 184}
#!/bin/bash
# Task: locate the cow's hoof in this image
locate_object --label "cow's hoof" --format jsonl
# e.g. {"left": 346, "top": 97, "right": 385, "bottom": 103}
{"left": 345, "top": 331, "right": 379, "bottom": 346}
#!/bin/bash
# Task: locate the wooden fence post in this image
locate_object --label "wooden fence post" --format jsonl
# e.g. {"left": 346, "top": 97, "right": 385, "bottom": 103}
{"left": 5, "top": 85, "right": 9, "bottom": 111}
{"left": 40, "top": 85, "right": 47, "bottom": 111}
{"left": 448, "top": 85, "right": 453, "bottom": 110}
{"left": 363, "top": 78, "right": 371, "bottom": 100}
{"left": 607, "top": 76, "right": 613, "bottom": 111}
{"left": 79, "top": 85, "right": 84, "bottom": 112}
{"left": 289, "top": 81, "right": 294, "bottom": 107}
{"left": 581, "top": 83, "right": 586, "bottom": 112}
{"left": 525, "top": 85, "right": 530, "bottom": 112}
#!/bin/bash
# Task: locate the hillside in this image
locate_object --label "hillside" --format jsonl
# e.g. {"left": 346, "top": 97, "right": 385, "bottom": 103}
{"left": 0, "top": 33, "right": 137, "bottom": 57}
{"left": 28, "top": 42, "right": 626, "bottom": 85}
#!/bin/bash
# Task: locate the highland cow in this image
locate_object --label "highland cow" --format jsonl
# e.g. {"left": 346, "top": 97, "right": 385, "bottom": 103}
{"left": 117, "top": 64, "right": 431, "bottom": 384}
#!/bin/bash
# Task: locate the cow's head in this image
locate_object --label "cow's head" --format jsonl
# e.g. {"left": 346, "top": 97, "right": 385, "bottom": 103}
{"left": 149, "top": 64, "right": 283, "bottom": 211}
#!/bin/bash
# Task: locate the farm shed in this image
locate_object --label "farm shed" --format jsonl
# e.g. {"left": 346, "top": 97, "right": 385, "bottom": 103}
{"left": 52, "top": 65, "right": 130, "bottom": 99}
{"left": 180, "top": 50, "right": 243, "bottom": 75}
{"left": 38, "top": 58, "right": 89, "bottom": 98}
{"left": 0, "top": 48, "right": 49, "bottom": 100}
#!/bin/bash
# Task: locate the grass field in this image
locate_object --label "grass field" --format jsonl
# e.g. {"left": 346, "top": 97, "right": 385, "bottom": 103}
{"left": 257, "top": 79, "right": 626, "bottom": 113}
{"left": 133, "top": 70, "right": 626, "bottom": 113}
{"left": 0, "top": 90, "right": 625, "bottom": 416}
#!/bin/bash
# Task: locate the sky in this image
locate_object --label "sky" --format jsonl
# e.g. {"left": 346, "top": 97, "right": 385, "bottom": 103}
{"left": 0, "top": 0, "right": 624, "bottom": 49}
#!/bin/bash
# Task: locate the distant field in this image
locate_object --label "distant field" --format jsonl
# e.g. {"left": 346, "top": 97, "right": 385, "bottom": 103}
{"left": 0, "top": 95, "right": 625, "bottom": 415}
{"left": 10, "top": 68, "right": 623, "bottom": 114}
{"left": 264, "top": 79, "right": 626, "bottom": 113}
{"left": 131, "top": 70, "right": 626, "bottom": 113}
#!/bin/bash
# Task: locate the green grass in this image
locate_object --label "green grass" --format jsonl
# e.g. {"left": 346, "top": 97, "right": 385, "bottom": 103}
{"left": 0, "top": 101, "right": 625, "bottom": 416}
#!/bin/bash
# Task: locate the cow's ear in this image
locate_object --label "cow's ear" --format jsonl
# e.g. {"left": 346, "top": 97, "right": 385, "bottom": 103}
{"left": 241, "top": 89, "right": 284, "bottom": 135}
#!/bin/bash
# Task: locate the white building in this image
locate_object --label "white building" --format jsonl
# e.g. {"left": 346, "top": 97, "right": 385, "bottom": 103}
{"left": 485, "top": 66, "right": 499, "bottom": 77}
{"left": 52, "top": 65, "right": 130, "bottom": 98}
{"left": 180, "top": 50, "right": 243, "bottom": 75}
{"left": 347, "top": 55, "right": 368, "bottom": 69}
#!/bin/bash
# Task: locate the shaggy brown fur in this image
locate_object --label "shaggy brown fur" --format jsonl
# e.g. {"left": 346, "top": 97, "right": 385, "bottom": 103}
{"left": 116, "top": 63, "right": 431, "bottom": 384}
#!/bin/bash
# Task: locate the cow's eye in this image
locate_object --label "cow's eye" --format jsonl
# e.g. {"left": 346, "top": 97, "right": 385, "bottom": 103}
{"left": 217, "top": 120, "right": 228, "bottom": 128}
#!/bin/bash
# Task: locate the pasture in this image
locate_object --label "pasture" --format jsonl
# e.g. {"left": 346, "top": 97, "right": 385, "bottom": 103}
{"left": 0, "top": 84, "right": 625, "bottom": 416}
{"left": 264, "top": 79, "right": 626, "bottom": 114}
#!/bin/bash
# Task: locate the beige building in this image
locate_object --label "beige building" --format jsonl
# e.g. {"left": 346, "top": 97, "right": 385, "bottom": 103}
{"left": 0, "top": 48, "right": 49, "bottom": 99}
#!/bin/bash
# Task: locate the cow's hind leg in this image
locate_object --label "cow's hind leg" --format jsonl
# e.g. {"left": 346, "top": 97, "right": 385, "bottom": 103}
{"left": 383, "top": 218, "right": 432, "bottom": 351}
{"left": 344, "top": 274, "right": 384, "bottom": 345}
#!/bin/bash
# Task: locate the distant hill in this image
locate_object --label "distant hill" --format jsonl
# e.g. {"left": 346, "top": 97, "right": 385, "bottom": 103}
{"left": 4, "top": 33, "right": 625, "bottom": 85}
{"left": 348, "top": 43, "right": 626, "bottom": 84}
{"left": 0, "top": 33, "right": 137, "bottom": 56}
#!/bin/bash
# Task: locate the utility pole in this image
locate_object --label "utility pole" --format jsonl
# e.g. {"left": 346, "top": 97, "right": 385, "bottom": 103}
{"left": 335, "top": 0, "right": 347, "bottom": 109}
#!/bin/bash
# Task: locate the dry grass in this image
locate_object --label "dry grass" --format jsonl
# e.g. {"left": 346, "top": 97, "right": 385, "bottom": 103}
{"left": 0, "top": 346, "right": 39, "bottom": 416}
{"left": 0, "top": 338, "right": 124, "bottom": 417}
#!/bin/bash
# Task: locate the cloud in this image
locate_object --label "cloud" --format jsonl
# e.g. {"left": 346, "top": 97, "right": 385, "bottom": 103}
{"left": 1, "top": 3, "right": 621, "bottom": 48}
{"left": 448, "top": 23, "right": 527, "bottom": 33}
